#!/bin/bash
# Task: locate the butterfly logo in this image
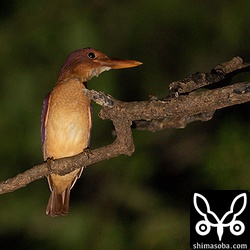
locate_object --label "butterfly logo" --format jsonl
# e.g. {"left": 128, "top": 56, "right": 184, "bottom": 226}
{"left": 193, "top": 193, "right": 247, "bottom": 241}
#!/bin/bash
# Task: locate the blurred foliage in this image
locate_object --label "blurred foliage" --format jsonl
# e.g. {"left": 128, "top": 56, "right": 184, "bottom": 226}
{"left": 0, "top": 0, "right": 249, "bottom": 249}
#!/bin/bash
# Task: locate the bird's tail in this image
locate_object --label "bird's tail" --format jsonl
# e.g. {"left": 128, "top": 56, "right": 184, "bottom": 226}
{"left": 46, "top": 187, "right": 70, "bottom": 217}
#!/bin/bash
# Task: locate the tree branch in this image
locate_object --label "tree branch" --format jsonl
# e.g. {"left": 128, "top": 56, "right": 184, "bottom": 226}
{"left": 0, "top": 57, "right": 249, "bottom": 195}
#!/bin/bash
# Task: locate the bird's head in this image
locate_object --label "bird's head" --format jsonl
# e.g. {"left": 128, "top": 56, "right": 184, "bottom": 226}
{"left": 58, "top": 48, "right": 142, "bottom": 82}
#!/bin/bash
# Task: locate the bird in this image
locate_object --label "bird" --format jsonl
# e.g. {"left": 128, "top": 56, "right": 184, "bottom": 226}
{"left": 41, "top": 47, "right": 142, "bottom": 217}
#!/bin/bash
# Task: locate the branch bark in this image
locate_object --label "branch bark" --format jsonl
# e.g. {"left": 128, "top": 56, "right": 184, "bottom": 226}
{"left": 0, "top": 57, "right": 249, "bottom": 195}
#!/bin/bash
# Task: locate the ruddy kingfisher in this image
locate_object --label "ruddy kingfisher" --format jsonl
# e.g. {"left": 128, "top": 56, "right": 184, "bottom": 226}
{"left": 41, "top": 47, "right": 142, "bottom": 217}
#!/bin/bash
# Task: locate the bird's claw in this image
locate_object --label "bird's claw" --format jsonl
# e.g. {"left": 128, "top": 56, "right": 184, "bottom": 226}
{"left": 83, "top": 147, "right": 93, "bottom": 159}
{"left": 45, "top": 157, "right": 55, "bottom": 173}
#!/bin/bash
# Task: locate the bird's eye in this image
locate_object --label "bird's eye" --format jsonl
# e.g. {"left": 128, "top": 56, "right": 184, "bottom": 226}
{"left": 87, "top": 52, "right": 96, "bottom": 59}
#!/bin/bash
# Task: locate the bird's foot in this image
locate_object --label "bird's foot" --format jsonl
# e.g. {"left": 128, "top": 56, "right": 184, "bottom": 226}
{"left": 45, "top": 157, "right": 55, "bottom": 173}
{"left": 83, "top": 147, "right": 93, "bottom": 159}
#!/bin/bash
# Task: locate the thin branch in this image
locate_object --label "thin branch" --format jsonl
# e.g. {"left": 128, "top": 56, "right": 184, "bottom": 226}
{"left": 0, "top": 57, "right": 249, "bottom": 195}
{"left": 133, "top": 81, "right": 250, "bottom": 131}
{"left": 169, "top": 56, "right": 250, "bottom": 93}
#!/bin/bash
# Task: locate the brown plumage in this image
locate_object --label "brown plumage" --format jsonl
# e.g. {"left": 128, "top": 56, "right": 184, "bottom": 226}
{"left": 41, "top": 48, "right": 142, "bottom": 217}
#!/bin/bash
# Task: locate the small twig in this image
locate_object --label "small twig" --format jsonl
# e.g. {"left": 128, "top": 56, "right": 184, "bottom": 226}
{"left": 169, "top": 56, "right": 250, "bottom": 94}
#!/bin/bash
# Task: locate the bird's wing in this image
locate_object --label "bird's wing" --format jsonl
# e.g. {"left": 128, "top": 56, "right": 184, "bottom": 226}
{"left": 41, "top": 92, "right": 51, "bottom": 159}
{"left": 87, "top": 104, "right": 92, "bottom": 148}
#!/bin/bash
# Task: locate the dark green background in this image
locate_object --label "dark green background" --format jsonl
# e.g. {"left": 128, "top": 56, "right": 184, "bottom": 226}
{"left": 0, "top": 1, "right": 249, "bottom": 249}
